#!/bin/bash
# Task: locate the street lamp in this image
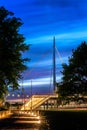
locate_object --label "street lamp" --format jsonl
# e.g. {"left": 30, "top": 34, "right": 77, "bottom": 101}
{"left": 31, "top": 79, "right": 32, "bottom": 112}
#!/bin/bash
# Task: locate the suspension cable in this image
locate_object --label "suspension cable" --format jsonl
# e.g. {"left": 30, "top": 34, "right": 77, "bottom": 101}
{"left": 23, "top": 46, "right": 52, "bottom": 78}
{"left": 55, "top": 46, "right": 64, "bottom": 64}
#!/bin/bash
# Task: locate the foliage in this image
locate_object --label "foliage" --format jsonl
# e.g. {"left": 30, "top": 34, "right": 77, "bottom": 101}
{"left": 0, "top": 6, "right": 30, "bottom": 99}
{"left": 57, "top": 42, "right": 87, "bottom": 103}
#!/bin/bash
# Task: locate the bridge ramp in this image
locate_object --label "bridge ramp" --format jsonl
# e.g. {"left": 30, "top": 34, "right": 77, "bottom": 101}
{"left": 21, "top": 95, "right": 51, "bottom": 110}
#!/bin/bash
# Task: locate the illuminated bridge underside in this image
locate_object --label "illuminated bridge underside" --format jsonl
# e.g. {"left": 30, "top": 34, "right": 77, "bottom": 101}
{"left": 21, "top": 95, "right": 57, "bottom": 110}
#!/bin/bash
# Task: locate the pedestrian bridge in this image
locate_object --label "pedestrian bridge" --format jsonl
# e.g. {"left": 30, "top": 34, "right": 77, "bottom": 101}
{"left": 20, "top": 94, "right": 58, "bottom": 110}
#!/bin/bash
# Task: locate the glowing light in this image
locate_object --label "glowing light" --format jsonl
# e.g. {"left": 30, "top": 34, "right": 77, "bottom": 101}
{"left": 37, "top": 116, "right": 40, "bottom": 119}
{"left": 25, "top": 104, "right": 28, "bottom": 107}
{"left": 17, "top": 94, "right": 20, "bottom": 97}
{"left": 26, "top": 95, "right": 29, "bottom": 97}
{"left": 32, "top": 112, "right": 34, "bottom": 115}
{"left": 12, "top": 94, "right": 15, "bottom": 97}
{"left": 38, "top": 120, "right": 41, "bottom": 124}
{"left": 7, "top": 93, "right": 10, "bottom": 96}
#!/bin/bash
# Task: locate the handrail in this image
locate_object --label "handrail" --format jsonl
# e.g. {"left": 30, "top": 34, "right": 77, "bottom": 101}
{"left": 32, "top": 95, "right": 51, "bottom": 110}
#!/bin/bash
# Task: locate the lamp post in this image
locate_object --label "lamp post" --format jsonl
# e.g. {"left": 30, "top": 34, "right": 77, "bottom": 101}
{"left": 31, "top": 79, "right": 32, "bottom": 112}
{"left": 21, "top": 78, "right": 25, "bottom": 110}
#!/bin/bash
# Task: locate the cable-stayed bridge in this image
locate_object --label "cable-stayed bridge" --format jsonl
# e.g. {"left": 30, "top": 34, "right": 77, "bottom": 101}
{"left": 6, "top": 37, "right": 62, "bottom": 110}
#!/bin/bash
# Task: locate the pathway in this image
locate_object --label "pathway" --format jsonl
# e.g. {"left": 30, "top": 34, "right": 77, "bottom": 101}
{"left": 0, "top": 111, "right": 41, "bottom": 130}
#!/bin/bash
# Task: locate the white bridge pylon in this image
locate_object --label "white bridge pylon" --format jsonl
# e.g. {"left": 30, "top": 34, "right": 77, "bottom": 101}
{"left": 20, "top": 37, "right": 63, "bottom": 110}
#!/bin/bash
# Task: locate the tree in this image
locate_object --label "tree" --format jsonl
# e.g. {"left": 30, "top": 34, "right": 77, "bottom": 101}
{"left": 57, "top": 42, "right": 87, "bottom": 103}
{"left": 0, "top": 6, "right": 30, "bottom": 99}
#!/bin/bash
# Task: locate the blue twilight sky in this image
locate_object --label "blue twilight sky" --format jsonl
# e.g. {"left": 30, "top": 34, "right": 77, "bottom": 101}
{"left": 0, "top": 0, "right": 87, "bottom": 94}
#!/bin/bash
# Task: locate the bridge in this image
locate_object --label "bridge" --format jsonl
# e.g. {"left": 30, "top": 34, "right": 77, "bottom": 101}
{"left": 6, "top": 94, "right": 58, "bottom": 110}
{"left": 6, "top": 37, "right": 87, "bottom": 111}
{"left": 20, "top": 94, "right": 58, "bottom": 110}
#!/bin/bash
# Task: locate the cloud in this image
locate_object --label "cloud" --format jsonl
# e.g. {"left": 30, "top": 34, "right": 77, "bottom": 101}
{"left": 1, "top": 0, "right": 87, "bottom": 93}
{"left": 27, "top": 29, "right": 87, "bottom": 46}
{"left": 19, "top": 76, "right": 61, "bottom": 87}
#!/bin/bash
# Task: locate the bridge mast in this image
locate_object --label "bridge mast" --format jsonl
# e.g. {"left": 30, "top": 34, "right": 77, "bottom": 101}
{"left": 53, "top": 36, "right": 56, "bottom": 92}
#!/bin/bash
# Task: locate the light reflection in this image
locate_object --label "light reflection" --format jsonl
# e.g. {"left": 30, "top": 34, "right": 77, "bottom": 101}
{"left": 15, "top": 120, "right": 41, "bottom": 124}
{"left": 37, "top": 116, "right": 40, "bottom": 119}
{"left": 14, "top": 110, "right": 50, "bottom": 129}
{"left": 37, "top": 120, "right": 41, "bottom": 124}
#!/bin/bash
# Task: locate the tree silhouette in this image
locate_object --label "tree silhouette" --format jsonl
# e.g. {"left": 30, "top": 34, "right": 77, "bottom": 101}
{"left": 57, "top": 42, "right": 87, "bottom": 103}
{"left": 0, "top": 6, "right": 30, "bottom": 99}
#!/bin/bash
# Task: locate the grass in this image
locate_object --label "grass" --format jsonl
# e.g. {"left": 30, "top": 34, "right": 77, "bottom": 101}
{"left": 40, "top": 110, "right": 87, "bottom": 130}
